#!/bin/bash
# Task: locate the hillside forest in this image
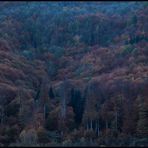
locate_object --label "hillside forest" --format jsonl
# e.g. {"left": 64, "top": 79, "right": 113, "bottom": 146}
{"left": 0, "top": 1, "right": 148, "bottom": 147}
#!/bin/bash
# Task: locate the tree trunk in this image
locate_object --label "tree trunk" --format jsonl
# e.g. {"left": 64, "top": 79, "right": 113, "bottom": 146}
{"left": 90, "top": 119, "right": 93, "bottom": 130}
{"left": 0, "top": 106, "right": 4, "bottom": 125}
{"left": 86, "top": 120, "right": 89, "bottom": 131}
{"left": 43, "top": 104, "right": 46, "bottom": 121}
{"left": 61, "top": 95, "right": 66, "bottom": 119}
{"left": 96, "top": 120, "right": 100, "bottom": 137}
{"left": 115, "top": 111, "right": 118, "bottom": 132}
{"left": 106, "top": 120, "right": 108, "bottom": 130}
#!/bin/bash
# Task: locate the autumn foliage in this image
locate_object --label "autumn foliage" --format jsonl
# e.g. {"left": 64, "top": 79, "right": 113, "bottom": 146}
{"left": 0, "top": 1, "right": 147, "bottom": 147}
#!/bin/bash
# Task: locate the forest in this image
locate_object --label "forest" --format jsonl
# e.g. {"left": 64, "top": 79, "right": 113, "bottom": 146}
{"left": 0, "top": 1, "right": 148, "bottom": 147}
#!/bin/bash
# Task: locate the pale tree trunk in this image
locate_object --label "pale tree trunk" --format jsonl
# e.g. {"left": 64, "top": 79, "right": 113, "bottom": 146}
{"left": 95, "top": 120, "right": 100, "bottom": 137}
{"left": 97, "top": 121, "right": 100, "bottom": 137}
{"left": 61, "top": 95, "right": 66, "bottom": 119}
{"left": 60, "top": 78, "right": 69, "bottom": 137}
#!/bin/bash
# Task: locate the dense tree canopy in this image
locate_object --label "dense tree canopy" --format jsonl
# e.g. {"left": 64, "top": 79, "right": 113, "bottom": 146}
{"left": 0, "top": 1, "right": 147, "bottom": 147}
